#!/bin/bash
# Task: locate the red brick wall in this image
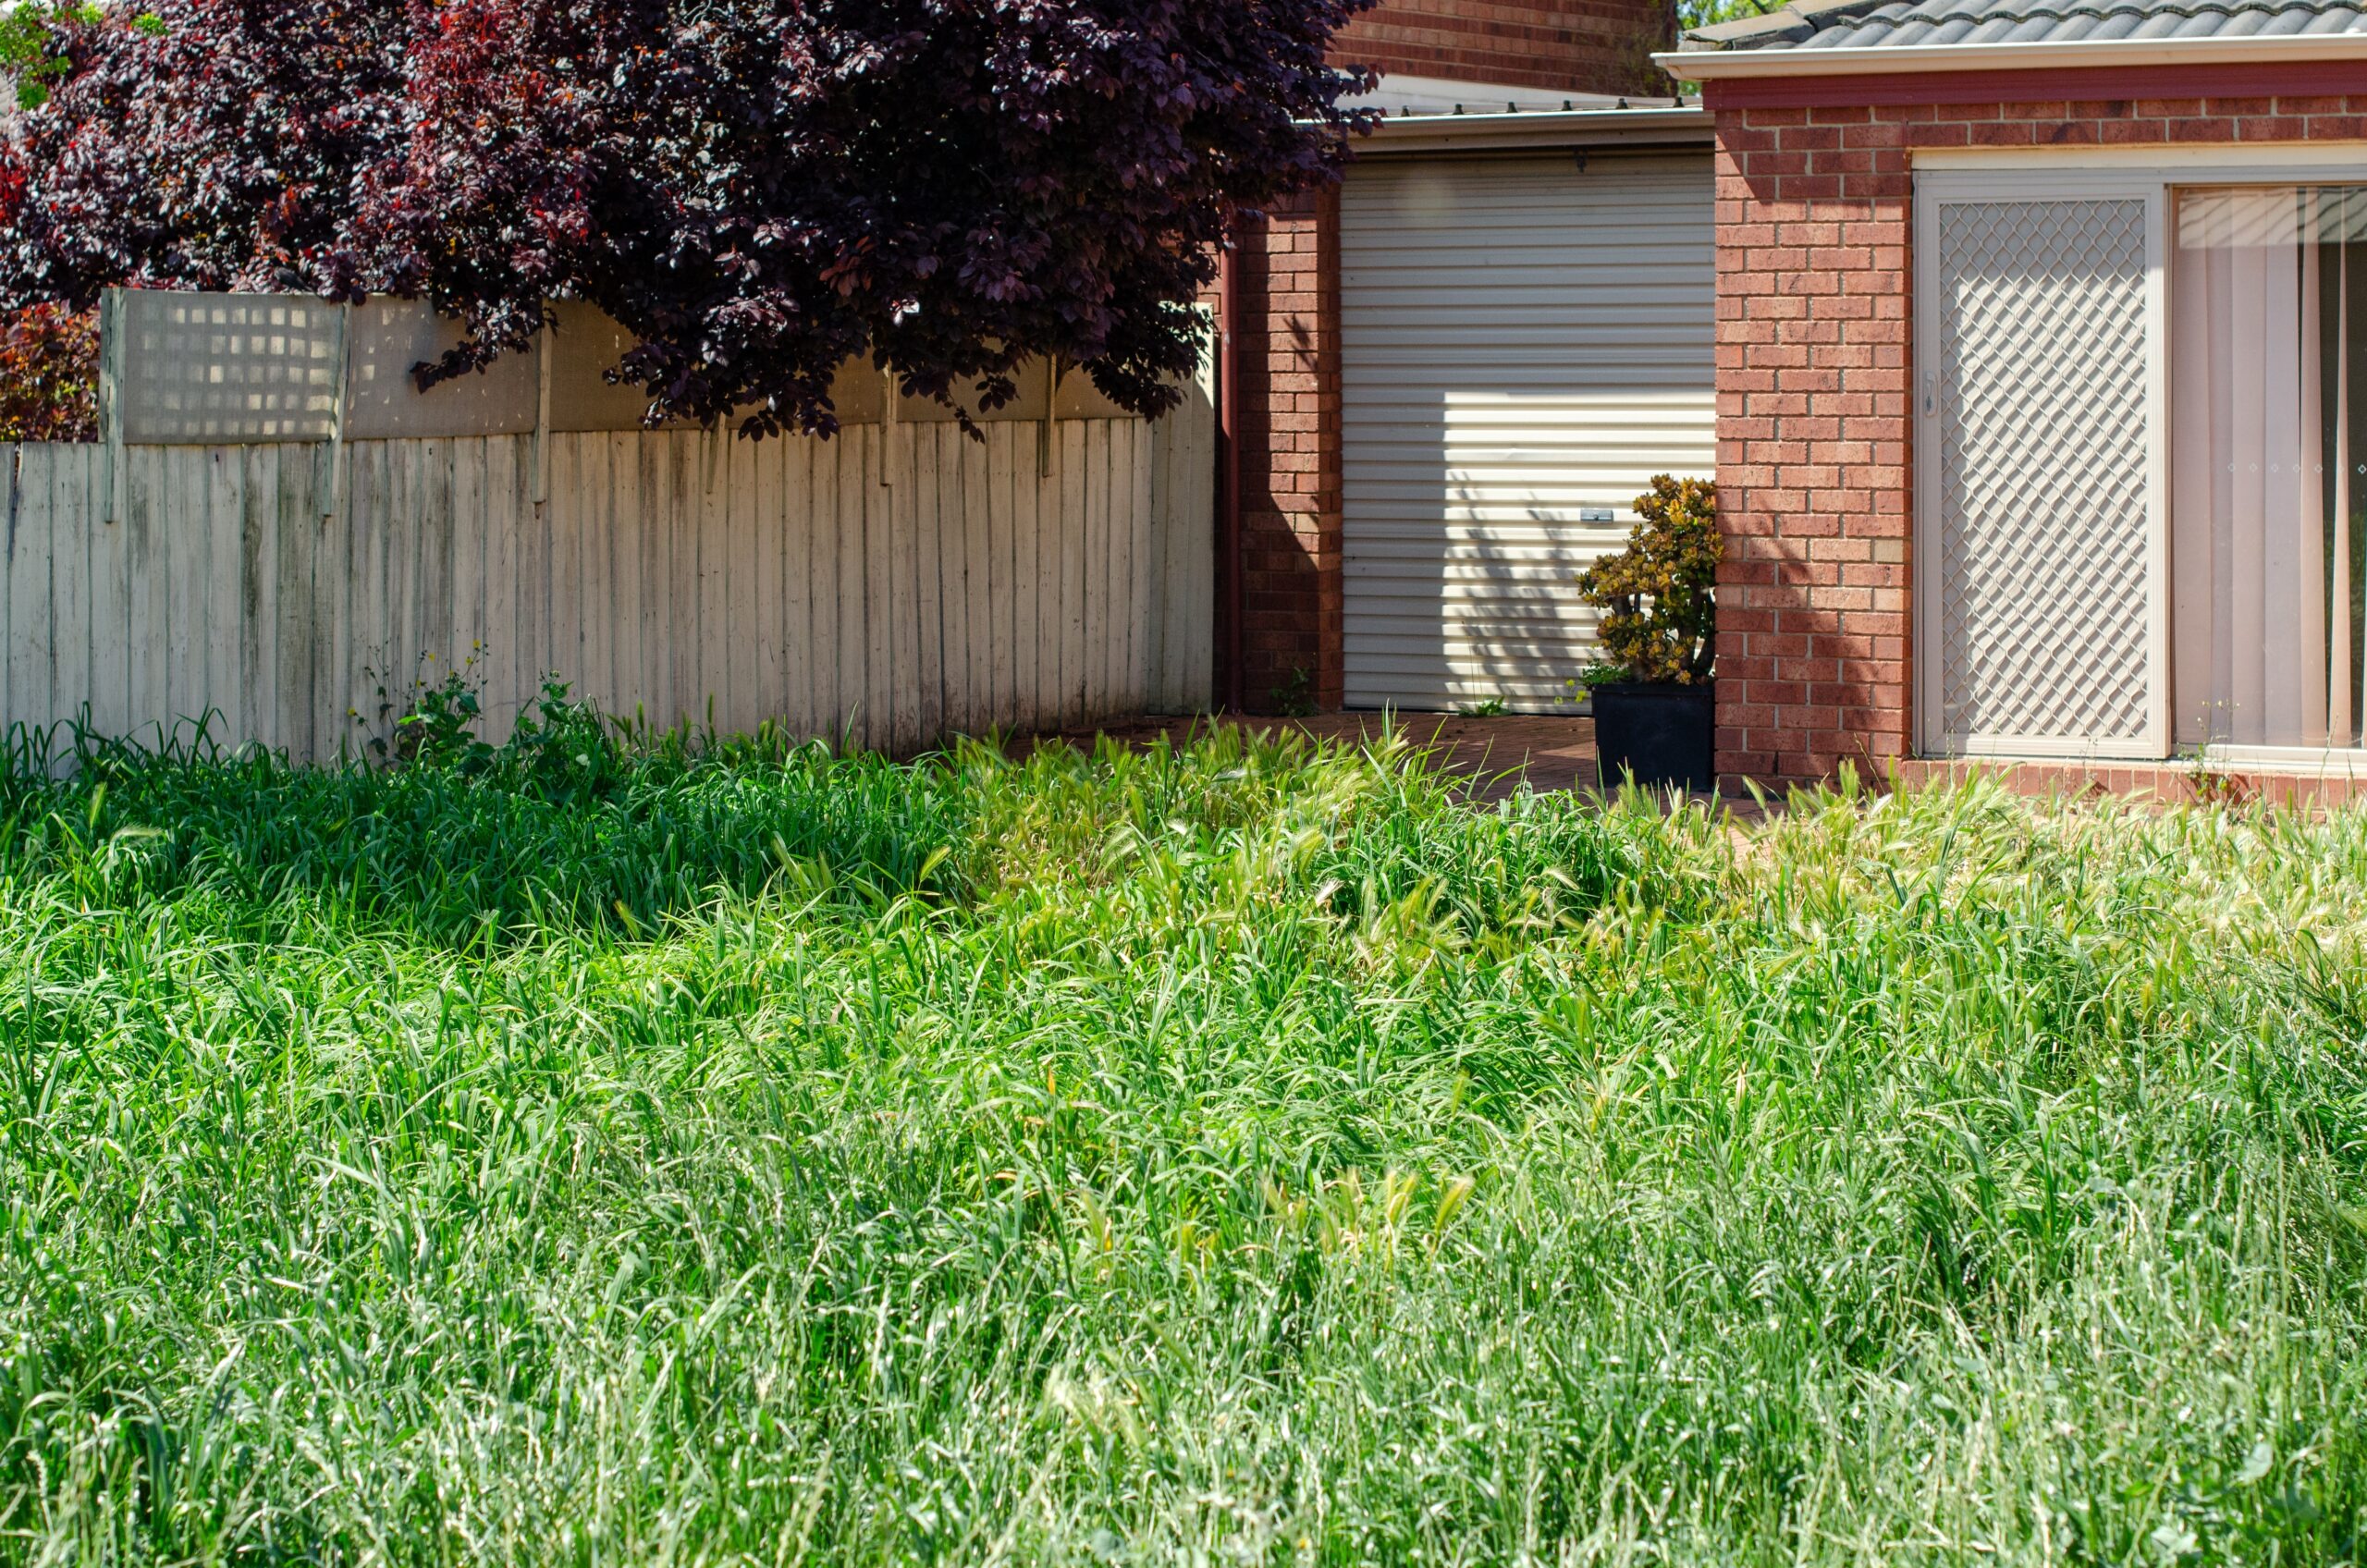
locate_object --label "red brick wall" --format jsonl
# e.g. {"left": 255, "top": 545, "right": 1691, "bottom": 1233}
{"left": 1226, "top": 191, "right": 1344, "bottom": 713}
{"left": 1709, "top": 73, "right": 2367, "bottom": 784}
{"left": 1335, "top": 0, "right": 1672, "bottom": 95}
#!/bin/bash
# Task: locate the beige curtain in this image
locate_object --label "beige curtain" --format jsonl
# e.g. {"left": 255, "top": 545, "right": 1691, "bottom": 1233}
{"left": 2173, "top": 186, "right": 2366, "bottom": 751}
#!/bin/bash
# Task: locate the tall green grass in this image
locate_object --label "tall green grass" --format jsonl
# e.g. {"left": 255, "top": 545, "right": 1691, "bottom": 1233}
{"left": 0, "top": 707, "right": 2361, "bottom": 1564}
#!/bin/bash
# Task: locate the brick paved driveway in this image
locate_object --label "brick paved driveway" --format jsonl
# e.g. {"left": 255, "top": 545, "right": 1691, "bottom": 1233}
{"left": 1024, "top": 711, "right": 1601, "bottom": 804}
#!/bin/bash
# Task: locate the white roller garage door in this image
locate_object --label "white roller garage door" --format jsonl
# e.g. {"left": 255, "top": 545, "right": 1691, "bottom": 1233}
{"left": 1341, "top": 151, "right": 1716, "bottom": 711}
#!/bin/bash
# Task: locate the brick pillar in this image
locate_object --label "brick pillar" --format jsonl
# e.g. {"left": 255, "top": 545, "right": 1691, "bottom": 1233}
{"left": 1225, "top": 190, "right": 1343, "bottom": 714}
{"left": 1711, "top": 104, "right": 1913, "bottom": 786}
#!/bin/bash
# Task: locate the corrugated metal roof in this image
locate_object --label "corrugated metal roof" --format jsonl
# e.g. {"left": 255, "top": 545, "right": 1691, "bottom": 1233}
{"left": 1686, "top": 0, "right": 2367, "bottom": 51}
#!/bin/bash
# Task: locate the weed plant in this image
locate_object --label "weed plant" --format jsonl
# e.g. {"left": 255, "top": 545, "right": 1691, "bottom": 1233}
{"left": 0, "top": 700, "right": 2361, "bottom": 1564}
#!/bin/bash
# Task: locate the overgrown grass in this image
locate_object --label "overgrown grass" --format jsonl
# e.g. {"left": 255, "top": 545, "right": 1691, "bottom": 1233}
{"left": 0, "top": 708, "right": 2362, "bottom": 1565}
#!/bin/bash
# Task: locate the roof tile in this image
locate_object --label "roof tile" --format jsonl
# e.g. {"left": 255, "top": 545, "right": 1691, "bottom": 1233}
{"left": 1684, "top": 0, "right": 2367, "bottom": 50}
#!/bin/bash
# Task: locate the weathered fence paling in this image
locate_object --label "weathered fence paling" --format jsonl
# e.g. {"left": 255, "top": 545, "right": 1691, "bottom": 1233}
{"left": 2, "top": 413, "right": 1214, "bottom": 762}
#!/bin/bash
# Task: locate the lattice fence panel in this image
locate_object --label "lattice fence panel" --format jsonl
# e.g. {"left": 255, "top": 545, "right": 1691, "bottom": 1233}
{"left": 1935, "top": 198, "right": 2152, "bottom": 748}
{"left": 116, "top": 292, "right": 344, "bottom": 444}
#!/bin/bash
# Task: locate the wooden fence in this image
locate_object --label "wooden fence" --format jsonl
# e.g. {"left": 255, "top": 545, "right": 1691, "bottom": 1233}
{"left": 1, "top": 412, "right": 1213, "bottom": 762}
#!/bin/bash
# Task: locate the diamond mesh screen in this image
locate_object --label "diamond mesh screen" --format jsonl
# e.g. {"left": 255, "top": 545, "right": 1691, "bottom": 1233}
{"left": 1935, "top": 199, "right": 2152, "bottom": 748}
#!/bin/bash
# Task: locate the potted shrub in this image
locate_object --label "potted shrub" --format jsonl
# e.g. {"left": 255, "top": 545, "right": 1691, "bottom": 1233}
{"left": 1576, "top": 474, "right": 1721, "bottom": 791}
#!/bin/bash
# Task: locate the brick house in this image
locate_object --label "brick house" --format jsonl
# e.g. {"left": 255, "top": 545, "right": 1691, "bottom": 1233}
{"left": 1663, "top": 0, "right": 2367, "bottom": 797}
{"left": 1220, "top": 0, "right": 1694, "bottom": 714}
{"left": 1335, "top": 0, "right": 1674, "bottom": 93}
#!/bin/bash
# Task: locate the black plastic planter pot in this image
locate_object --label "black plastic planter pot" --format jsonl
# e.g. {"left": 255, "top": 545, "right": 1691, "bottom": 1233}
{"left": 1590, "top": 681, "right": 1714, "bottom": 792}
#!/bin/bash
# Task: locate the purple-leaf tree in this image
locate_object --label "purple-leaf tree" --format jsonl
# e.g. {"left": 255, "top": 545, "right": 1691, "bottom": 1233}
{"left": 0, "top": 0, "right": 1378, "bottom": 435}
{"left": 0, "top": 0, "right": 410, "bottom": 302}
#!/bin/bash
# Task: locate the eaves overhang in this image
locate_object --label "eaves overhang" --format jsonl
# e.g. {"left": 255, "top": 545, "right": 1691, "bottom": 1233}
{"left": 1355, "top": 106, "right": 1716, "bottom": 156}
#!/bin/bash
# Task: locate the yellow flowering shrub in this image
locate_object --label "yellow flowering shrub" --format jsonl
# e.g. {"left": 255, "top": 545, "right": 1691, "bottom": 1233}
{"left": 1576, "top": 474, "right": 1721, "bottom": 685}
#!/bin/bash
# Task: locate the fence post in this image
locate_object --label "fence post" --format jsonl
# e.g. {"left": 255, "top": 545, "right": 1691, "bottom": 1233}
{"left": 317, "top": 303, "right": 350, "bottom": 521}
{"left": 534, "top": 322, "right": 553, "bottom": 508}
{"left": 98, "top": 288, "right": 127, "bottom": 526}
{"left": 1041, "top": 357, "right": 1062, "bottom": 479}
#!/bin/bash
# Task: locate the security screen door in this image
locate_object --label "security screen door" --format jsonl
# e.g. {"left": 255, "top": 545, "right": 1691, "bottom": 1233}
{"left": 1915, "top": 173, "right": 2168, "bottom": 758}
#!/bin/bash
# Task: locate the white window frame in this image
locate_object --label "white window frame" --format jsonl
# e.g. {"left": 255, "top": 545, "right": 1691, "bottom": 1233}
{"left": 1914, "top": 151, "right": 2367, "bottom": 771}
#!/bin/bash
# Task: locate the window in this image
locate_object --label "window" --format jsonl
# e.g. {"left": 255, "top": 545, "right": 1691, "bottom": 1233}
{"left": 2171, "top": 185, "right": 2367, "bottom": 753}
{"left": 1917, "top": 160, "right": 2367, "bottom": 766}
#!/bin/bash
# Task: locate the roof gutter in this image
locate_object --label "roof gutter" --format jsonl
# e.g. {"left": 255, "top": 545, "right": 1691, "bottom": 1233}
{"left": 1658, "top": 31, "right": 2367, "bottom": 80}
{"left": 1357, "top": 105, "right": 1715, "bottom": 155}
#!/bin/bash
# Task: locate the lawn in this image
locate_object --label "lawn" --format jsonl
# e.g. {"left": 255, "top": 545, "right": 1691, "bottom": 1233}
{"left": 1, "top": 701, "right": 2362, "bottom": 1565}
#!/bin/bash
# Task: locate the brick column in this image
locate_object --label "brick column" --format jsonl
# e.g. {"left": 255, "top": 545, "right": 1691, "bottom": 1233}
{"left": 1712, "top": 106, "right": 1913, "bottom": 787}
{"left": 1227, "top": 190, "right": 1343, "bottom": 714}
